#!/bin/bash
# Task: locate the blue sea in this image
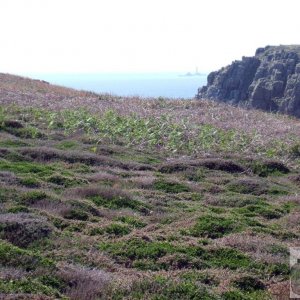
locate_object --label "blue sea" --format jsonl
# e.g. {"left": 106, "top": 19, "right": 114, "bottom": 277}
{"left": 28, "top": 73, "right": 207, "bottom": 99}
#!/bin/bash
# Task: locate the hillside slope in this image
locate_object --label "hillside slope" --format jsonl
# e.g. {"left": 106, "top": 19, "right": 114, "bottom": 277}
{"left": 0, "top": 74, "right": 300, "bottom": 299}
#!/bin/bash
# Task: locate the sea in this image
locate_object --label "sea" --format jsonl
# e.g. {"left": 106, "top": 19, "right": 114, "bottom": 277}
{"left": 27, "top": 72, "right": 207, "bottom": 99}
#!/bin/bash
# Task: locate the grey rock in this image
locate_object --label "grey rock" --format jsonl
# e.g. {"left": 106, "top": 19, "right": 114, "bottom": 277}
{"left": 196, "top": 45, "right": 300, "bottom": 117}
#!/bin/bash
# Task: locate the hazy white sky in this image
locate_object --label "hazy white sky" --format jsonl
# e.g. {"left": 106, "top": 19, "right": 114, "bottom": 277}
{"left": 1, "top": 0, "right": 300, "bottom": 74}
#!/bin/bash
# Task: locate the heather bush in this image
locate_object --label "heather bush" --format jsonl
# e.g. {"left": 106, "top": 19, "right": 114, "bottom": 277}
{"left": 205, "top": 194, "right": 263, "bottom": 207}
{"left": 58, "top": 264, "right": 111, "bottom": 300}
{"left": 249, "top": 160, "right": 289, "bottom": 177}
{"left": 72, "top": 185, "right": 145, "bottom": 210}
{"left": 63, "top": 208, "right": 89, "bottom": 221}
{"left": 233, "top": 276, "right": 265, "bottom": 292}
{"left": 0, "top": 171, "right": 18, "bottom": 185}
{"left": 0, "top": 267, "right": 27, "bottom": 280}
{"left": 0, "top": 213, "right": 53, "bottom": 247}
{"left": 21, "top": 190, "right": 47, "bottom": 205}
{"left": 47, "top": 174, "right": 86, "bottom": 187}
{"left": 227, "top": 178, "right": 268, "bottom": 195}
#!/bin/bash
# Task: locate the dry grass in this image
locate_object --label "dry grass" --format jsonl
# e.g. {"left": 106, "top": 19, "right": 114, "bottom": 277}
{"left": 0, "top": 267, "right": 28, "bottom": 280}
{"left": 57, "top": 263, "right": 112, "bottom": 300}
{"left": 214, "top": 232, "right": 288, "bottom": 264}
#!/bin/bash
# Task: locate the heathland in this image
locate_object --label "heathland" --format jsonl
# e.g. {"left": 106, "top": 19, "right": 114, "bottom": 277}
{"left": 0, "top": 73, "right": 300, "bottom": 299}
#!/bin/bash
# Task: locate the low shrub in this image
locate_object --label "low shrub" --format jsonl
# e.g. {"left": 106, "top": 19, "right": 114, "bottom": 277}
{"left": 115, "top": 216, "right": 146, "bottom": 228}
{"left": 154, "top": 180, "right": 190, "bottom": 193}
{"left": 205, "top": 248, "right": 255, "bottom": 270}
{"left": 0, "top": 213, "right": 53, "bottom": 247}
{"left": 105, "top": 223, "right": 131, "bottom": 236}
{"left": 58, "top": 264, "right": 111, "bottom": 300}
{"left": 47, "top": 174, "right": 86, "bottom": 187}
{"left": 19, "top": 176, "right": 40, "bottom": 188}
{"left": 289, "top": 143, "right": 300, "bottom": 157}
{"left": 63, "top": 209, "right": 89, "bottom": 221}
{"left": 7, "top": 205, "right": 30, "bottom": 213}
{"left": 20, "top": 190, "right": 47, "bottom": 205}
{"left": 250, "top": 160, "right": 289, "bottom": 177}
{"left": 115, "top": 277, "right": 215, "bottom": 300}
{"left": 0, "top": 278, "right": 59, "bottom": 297}
{"left": 0, "top": 239, "right": 54, "bottom": 270}
{"left": 206, "top": 194, "right": 263, "bottom": 207}
{"left": 73, "top": 186, "right": 146, "bottom": 211}
{"left": 0, "top": 160, "right": 55, "bottom": 176}
{"left": 237, "top": 205, "right": 283, "bottom": 219}
{"left": 187, "top": 215, "right": 238, "bottom": 239}
{"left": 227, "top": 178, "right": 267, "bottom": 195}
{"left": 233, "top": 276, "right": 265, "bottom": 292}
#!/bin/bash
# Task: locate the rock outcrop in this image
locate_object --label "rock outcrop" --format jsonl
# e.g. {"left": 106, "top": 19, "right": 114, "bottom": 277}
{"left": 196, "top": 45, "right": 300, "bottom": 117}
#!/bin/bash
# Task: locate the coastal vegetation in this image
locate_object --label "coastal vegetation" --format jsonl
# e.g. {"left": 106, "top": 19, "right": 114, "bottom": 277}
{"left": 0, "top": 74, "right": 299, "bottom": 299}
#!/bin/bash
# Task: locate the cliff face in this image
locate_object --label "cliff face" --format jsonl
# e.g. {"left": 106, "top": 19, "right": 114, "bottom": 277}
{"left": 197, "top": 45, "right": 300, "bottom": 117}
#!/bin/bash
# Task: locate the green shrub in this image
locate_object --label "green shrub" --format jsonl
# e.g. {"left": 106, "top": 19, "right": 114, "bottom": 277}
{"left": 89, "top": 227, "right": 105, "bottom": 236}
{"left": 205, "top": 248, "right": 255, "bottom": 270}
{"left": 19, "top": 176, "right": 40, "bottom": 188}
{"left": 180, "top": 271, "right": 219, "bottom": 285}
{"left": 63, "top": 209, "right": 89, "bottom": 221}
{"left": 47, "top": 174, "right": 85, "bottom": 187}
{"left": 99, "top": 239, "right": 177, "bottom": 261}
{"left": 21, "top": 190, "right": 47, "bottom": 204}
{"left": 0, "top": 278, "right": 59, "bottom": 297}
{"left": 209, "top": 194, "right": 263, "bottom": 208}
{"left": 0, "top": 187, "right": 20, "bottom": 203}
{"left": 56, "top": 140, "right": 78, "bottom": 150}
{"left": 99, "top": 239, "right": 252, "bottom": 271}
{"left": 237, "top": 205, "right": 283, "bottom": 219}
{"left": 188, "top": 215, "right": 238, "bottom": 239}
{"left": 233, "top": 276, "right": 265, "bottom": 292}
{"left": 227, "top": 179, "right": 267, "bottom": 195}
{"left": 184, "top": 168, "right": 206, "bottom": 182}
{"left": 7, "top": 205, "right": 30, "bottom": 213}
{"left": 250, "top": 160, "right": 289, "bottom": 177}
{"left": 221, "top": 290, "right": 269, "bottom": 300}
{"left": 123, "top": 277, "right": 215, "bottom": 300}
{"left": 0, "top": 139, "right": 29, "bottom": 147}
{"left": 105, "top": 223, "right": 131, "bottom": 236}
{"left": 154, "top": 180, "right": 190, "bottom": 193}
{"left": 90, "top": 195, "right": 142, "bottom": 210}
{"left": 0, "top": 161, "right": 54, "bottom": 175}
{"left": 0, "top": 240, "right": 54, "bottom": 270}
{"left": 289, "top": 143, "right": 300, "bottom": 157}
{"left": 115, "top": 216, "right": 146, "bottom": 228}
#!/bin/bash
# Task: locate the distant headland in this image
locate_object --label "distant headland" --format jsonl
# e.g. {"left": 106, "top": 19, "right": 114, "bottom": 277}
{"left": 196, "top": 45, "right": 300, "bottom": 118}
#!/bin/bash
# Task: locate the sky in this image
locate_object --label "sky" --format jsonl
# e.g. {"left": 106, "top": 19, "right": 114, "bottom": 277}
{"left": 1, "top": 0, "right": 300, "bottom": 74}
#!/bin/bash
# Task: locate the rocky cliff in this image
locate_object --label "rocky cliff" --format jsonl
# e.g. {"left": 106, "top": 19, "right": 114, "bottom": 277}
{"left": 196, "top": 45, "right": 300, "bottom": 117}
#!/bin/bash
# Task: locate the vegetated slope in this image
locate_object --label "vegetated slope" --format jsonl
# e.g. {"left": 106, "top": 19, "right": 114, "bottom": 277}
{"left": 0, "top": 73, "right": 300, "bottom": 299}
